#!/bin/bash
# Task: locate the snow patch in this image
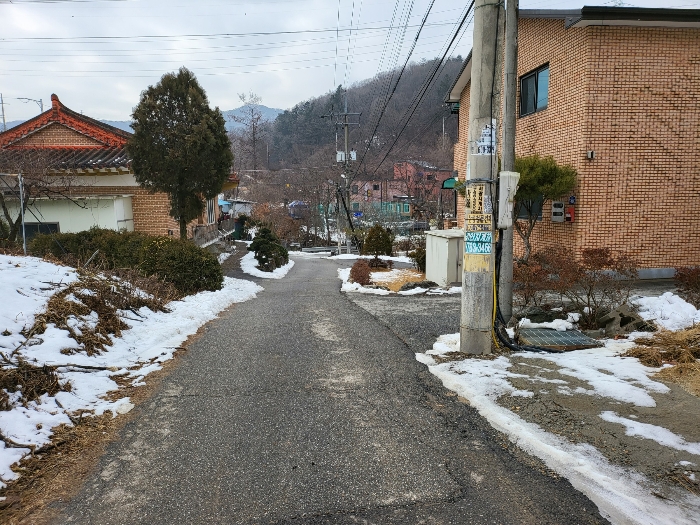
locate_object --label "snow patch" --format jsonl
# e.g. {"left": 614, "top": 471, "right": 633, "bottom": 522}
{"left": 632, "top": 292, "right": 700, "bottom": 331}
{"left": 600, "top": 412, "right": 700, "bottom": 456}
{"left": 0, "top": 255, "right": 263, "bottom": 486}
{"left": 417, "top": 331, "right": 699, "bottom": 525}
{"left": 240, "top": 252, "right": 295, "bottom": 279}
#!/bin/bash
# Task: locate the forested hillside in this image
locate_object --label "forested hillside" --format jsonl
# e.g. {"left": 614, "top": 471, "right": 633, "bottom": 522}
{"left": 232, "top": 56, "right": 464, "bottom": 179}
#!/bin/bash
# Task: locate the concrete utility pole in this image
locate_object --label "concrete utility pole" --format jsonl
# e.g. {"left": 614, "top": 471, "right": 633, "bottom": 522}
{"left": 499, "top": 0, "right": 519, "bottom": 322}
{"left": 322, "top": 96, "right": 360, "bottom": 252}
{"left": 0, "top": 93, "right": 6, "bottom": 132}
{"left": 460, "top": 0, "right": 504, "bottom": 354}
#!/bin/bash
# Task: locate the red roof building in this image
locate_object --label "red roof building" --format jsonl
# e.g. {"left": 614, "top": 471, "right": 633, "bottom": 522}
{"left": 0, "top": 94, "right": 219, "bottom": 239}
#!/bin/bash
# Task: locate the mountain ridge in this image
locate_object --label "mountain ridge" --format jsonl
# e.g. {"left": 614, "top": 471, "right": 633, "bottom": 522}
{"left": 2, "top": 104, "right": 284, "bottom": 134}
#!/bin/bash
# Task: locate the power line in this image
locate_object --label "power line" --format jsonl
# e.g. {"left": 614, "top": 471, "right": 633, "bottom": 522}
{"left": 0, "top": 21, "right": 461, "bottom": 42}
{"left": 368, "top": 1, "right": 475, "bottom": 177}
{"left": 356, "top": 0, "right": 435, "bottom": 175}
{"left": 332, "top": 0, "right": 342, "bottom": 89}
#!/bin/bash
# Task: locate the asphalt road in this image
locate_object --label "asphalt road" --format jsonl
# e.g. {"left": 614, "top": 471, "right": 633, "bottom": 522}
{"left": 53, "top": 256, "right": 608, "bottom": 524}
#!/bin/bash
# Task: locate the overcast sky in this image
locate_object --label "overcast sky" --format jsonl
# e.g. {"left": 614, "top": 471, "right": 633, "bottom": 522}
{"left": 0, "top": 0, "right": 692, "bottom": 123}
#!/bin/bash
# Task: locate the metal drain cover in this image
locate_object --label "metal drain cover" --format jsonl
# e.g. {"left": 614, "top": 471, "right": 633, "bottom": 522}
{"left": 518, "top": 328, "right": 602, "bottom": 351}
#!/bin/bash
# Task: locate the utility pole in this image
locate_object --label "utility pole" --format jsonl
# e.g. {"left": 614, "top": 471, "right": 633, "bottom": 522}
{"left": 499, "top": 0, "right": 519, "bottom": 323}
{"left": 18, "top": 97, "right": 43, "bottom": 114}
{"left": 323, "top": 93, "right": 360, "bottom": 252}
{"left": 18, "top": 172, "right": 27, "bottom": 256}
{"left": 460, "top": 0, "right": 504, "bottom": 354}
{"left": 1, "top": 94, "right": 6, "bottom": 132}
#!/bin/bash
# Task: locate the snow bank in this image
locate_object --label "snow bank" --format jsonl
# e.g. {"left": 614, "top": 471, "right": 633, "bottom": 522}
{"left": 417, "top": 334, "right": 700, "bottom": 525}
{"left": 240, "top": 251, "right": 295, "bottom": 279}
{"left": 0, "top": 255, "right": 263, "bottom": 487}
{"left": 217, "top": 252, "right": 232, "bottom": 264}
{"left": 632, "top": 292, "right": 700, "bottom": 331}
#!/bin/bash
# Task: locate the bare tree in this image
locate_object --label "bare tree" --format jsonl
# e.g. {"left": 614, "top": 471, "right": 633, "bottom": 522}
{"left": 0, "top": 149, "right": 80, "bottom": 243}
{"left": 230, "top": 92, "right": 269, "bottom": 172}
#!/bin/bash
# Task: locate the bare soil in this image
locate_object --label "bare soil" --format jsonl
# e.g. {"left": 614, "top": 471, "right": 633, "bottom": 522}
{"left": 498, "top": 356, "right": 700, "bottom": 498}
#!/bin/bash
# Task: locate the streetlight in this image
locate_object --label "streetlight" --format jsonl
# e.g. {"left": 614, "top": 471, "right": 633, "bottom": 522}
{"left": 17, "top": 97, "right": 44, "bottom": 114}
{"left": 0, "top": 172, "right": 27, "bottom": 255}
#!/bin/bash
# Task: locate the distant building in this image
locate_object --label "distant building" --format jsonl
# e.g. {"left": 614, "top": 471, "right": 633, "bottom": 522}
{"left": 349, "top": 160, "right": 454, "bottom": 222}
{"left": 446, "top": 7, "right": 700, "bottom": 275}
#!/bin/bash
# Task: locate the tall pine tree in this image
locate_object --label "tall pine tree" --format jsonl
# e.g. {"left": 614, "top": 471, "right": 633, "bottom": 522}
{"left": 129, "top": 68, "right": 233, "bottom": 239}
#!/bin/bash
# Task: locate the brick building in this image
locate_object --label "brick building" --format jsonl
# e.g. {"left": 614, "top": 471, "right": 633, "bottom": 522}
{"left": 349, "top": 161, "right": 454, "bottom": 222}
{"left": 446, "top": 7, "right": 700, "bottom": 277}
{"left": 0, "top": 94, "right": 222, "bottom": 239}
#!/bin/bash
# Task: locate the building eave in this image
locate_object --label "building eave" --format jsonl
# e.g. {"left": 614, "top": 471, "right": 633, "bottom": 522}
{"left": 445, "top": 51, "right": 472, "bottom": 103}
{"left": 519, "top": 6, "right": 700, "bottom": 29}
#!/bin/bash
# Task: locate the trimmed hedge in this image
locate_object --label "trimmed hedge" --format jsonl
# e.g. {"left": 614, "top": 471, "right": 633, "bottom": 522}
{"left": 30, "top": 227, "right": 222, "bottom": 295}
{"left": 248, "top": 227, "right": 288, "bottom": 272}
{"left": 361, "top": 224, "right": 393, "bottom": 257}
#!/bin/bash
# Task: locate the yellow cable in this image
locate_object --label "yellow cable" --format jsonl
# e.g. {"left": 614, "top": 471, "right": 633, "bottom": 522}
{"left": 491, "top": 267, "right": 500, "bottom": 349}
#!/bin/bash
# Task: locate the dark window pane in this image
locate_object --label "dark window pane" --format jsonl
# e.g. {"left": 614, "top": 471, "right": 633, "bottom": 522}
{"left": 22, "top": 223, "right": 59, "bottom": 241}
{"left": 537, "top": 67, "right": 549, "bottom": 110}
{"left": 520, "top": 74, "right": 536, "bottom": 116}
{"left": 516, "top": 196, "right": 544, "bottom": 221}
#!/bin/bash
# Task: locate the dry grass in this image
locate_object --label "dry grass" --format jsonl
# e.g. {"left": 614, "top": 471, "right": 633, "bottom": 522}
{"left": 370, "top": 268, "right": 426, "bottom": 292}
{"left": 655, "top": 363, "right": 700, "bottom": 397}
{"left": 28, "top": 270, "right": 173, "bottom": 356}
{"left": 623, "top": 326, "right": 700, "bottom": 366}
{"left": 0, "top": 361, "right": 71, "bottom": 411}
{"left": 623, "top": 326, "right": 700, "bottom": 397}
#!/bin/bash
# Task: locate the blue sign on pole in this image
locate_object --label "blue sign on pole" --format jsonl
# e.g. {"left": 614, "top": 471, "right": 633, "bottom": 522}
{"left": 465, "top": 231, "right": 492, "bottom": 255}
{"left": 353, "top": 212, "right": 363, "bottom": 218}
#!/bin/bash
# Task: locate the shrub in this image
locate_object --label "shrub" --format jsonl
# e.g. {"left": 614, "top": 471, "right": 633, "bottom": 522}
{"left": 513, "top": 258, "right": 552, "bottom": 307}
{"left": 409, "top": 246, "right": 426, "bottom": 273}
{"left": 140, "top": 237, "right": 223, "bottom": 295}
{"left": 349, "top": 259, "right": 371, "bottom": 286}
{"left": 362, "top": 223, "right": 393, "bottom": 258}
{"left": 407, "top": 235, "right": 426, "bottom": 272}
{"left": 675, "top": 266, "right": 700, "bottom": 308}
{"left": 545, "top": 248, "right": 637, "bottom": 329}
{"left": 248, "top": 227, "right": 288, "bottom": 272}
{"left": 30, "top": 227, "right": 151, "bottom": 269}
{"left": 29, "top": 227, "right": 222, "bottom": 295}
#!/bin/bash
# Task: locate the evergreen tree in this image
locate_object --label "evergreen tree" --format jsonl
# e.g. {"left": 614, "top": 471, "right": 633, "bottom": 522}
{"left": 129, "top": 67, "right": 233, "bottom": 239}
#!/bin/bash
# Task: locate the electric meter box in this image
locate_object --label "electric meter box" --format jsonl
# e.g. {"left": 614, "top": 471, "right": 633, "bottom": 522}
{"left": 551, "top": 201, "right": 565, "bottom": 222}
{"left": 497, "top": 171, "right": 520, "bottom": 228}
{"left": 425, "top": 229, "right": 464, "bottom": 287}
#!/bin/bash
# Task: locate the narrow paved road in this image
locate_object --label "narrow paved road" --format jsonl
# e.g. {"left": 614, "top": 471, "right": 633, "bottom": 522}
{"left": 54, "top": 257, "right": 607, "bottom": 524}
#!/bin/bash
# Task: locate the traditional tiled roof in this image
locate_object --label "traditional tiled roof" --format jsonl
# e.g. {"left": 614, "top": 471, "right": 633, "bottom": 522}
{"left": 0, "top": 94, "right": 132, "bottom": 171}
{"left": 0, "top": 94, "right": 131, "bottom": 149}
{"left": 0, "top": 146, "right": 130, "bottom": 171}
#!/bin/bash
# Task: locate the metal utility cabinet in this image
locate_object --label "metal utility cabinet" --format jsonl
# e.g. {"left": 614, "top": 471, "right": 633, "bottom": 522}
{"left": 425, "top": 229, "right": 464, "bottom": 286}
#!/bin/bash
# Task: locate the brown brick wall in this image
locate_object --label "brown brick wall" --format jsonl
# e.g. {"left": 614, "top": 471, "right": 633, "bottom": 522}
{"left": 16, "top": 123, "right": 104, "bottom": 147}
{"left": 512, "top": 19, "right": 589, "bottom": 260}
{"left": 454, "top": 83, "right": 470, "bottom": 228}
{"left": 453, "top": 19, "right": 700, "bottom": 269}
{"left": 582, "top": 26, "right": 700, "bottom": 268}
